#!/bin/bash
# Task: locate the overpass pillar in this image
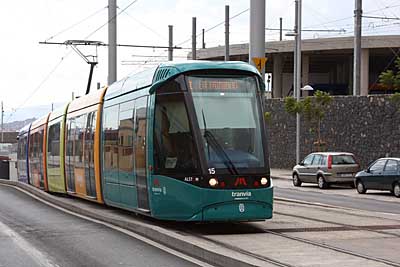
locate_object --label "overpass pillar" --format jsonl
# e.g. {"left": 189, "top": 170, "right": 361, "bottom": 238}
{"left": 272, "top": 54, "right": 283, "bottom": 98}
{"left": 360, "top": 48, "right": 369, "bottom": 96}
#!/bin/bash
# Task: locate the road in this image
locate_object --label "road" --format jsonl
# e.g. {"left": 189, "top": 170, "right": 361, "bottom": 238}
{"left": 273, "top": 177, "right": 400, "bottom": 214}
{"left": 0, "top": 184, "right": 204, "bottom": 267}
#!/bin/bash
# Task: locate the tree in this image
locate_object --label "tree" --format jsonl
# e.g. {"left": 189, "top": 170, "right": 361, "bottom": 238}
{"left": 284, "top": 90, "right": 332, "bottom": 151}
{"left": 379, "top": 57, "right": 400, "bottom": 90}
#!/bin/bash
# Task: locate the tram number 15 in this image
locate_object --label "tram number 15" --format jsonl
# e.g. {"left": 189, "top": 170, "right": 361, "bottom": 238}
{"left": 208, "top": 168, "right": 216, "bottom": 175}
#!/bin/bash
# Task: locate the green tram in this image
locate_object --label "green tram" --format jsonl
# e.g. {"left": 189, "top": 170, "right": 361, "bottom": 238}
{"left": 17, "top": 61, "right": 273, "bottom": 221}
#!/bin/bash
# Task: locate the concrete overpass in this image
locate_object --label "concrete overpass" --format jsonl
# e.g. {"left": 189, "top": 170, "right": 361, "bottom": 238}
{"left": 191, "top": 35, "right": 400, "bottom": 97}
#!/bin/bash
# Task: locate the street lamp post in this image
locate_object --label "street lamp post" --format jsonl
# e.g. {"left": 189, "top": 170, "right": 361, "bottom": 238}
{"left": 295, "top": 0, "right": 302, "bottom": 164}
{"left": 284, "top": 0, "right": 302, "bottom": 164}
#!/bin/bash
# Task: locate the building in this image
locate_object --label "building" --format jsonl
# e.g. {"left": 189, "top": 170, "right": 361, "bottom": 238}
{"left": 192, "top": 35, "right": 400, "bottom": 97}
{"left": 0, "top": 132, "right": 18, "bottom": 144}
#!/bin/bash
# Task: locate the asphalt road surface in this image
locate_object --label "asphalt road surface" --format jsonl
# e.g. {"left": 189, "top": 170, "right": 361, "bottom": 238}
{"left": 274, "top": 178, "right": 400, "bottom": 214}
{"left": 0, "top": 184, "right": 202, "bottom": 267}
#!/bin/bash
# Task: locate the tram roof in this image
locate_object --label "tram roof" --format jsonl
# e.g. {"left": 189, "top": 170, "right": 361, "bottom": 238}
{"left": 67, "top": 87, "right": 107, "bottom": 114}
{"left": 104, "top": 61, "right": 260, "bottom": 100}
{"left": 18, "top": 123, "right": 31, "bottom": 137}
{"left": 30, "top": 113, "right": 50, "bottom": 131}
{"left": 48, "top": 102, "right": 70, "bottom": 123}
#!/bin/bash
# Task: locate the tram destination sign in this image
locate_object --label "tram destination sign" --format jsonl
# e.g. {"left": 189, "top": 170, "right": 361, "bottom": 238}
{"left": 187, "top": 76, "right": 257, "bottom": 92}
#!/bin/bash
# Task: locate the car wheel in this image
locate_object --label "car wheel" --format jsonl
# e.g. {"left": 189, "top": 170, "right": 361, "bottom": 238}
{"left": 394, "top": 183, "right": 400, "bottom": 198}
{"left": 317, "top": 176, "right": 328, "bottom": 189}
{"left": 356, "top": 180, "right": 366, "bottom": 194}
{"left": 293, "top": 173, "right": 302, "bottom": 187}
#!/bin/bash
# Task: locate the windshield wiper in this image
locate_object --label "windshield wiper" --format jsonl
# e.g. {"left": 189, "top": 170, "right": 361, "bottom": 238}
{"left": 201, "top": 110, "right": 238, "bottom": 175}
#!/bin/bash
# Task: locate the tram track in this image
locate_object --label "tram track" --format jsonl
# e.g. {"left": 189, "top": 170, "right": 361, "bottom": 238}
{"left": 274, "top": 210, "right": 400, "bottom": 238}
{"left": 268, "top": 200, "right": 400, "bottom": 266}
{"left": 187, "top": 233, "right": 296, "bottom": 267}
{"left": 275, "top": 199, "right": 400, "bottom": 238}
{"left": 184, "top": 223, "right": 400, "bottom": 267}
{"left": 260, "top": 227, "right": 400, "bottom": 267}
{"left": 3, "top": 180, "right": 400, "bottom": 267}
{"left": 177, "top": 198, "right": 400, "bottom": 267}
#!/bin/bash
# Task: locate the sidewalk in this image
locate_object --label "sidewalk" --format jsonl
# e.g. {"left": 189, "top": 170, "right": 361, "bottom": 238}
{"left": 270, "top": 168, "right": 292, "bottom": 180}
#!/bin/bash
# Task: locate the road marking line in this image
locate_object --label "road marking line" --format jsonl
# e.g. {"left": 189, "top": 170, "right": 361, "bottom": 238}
{"left": 0, "top": 220, "right": 59, "bottom": 267}
{"left": 4, "top": 184, "right": 215, "bottom": 267}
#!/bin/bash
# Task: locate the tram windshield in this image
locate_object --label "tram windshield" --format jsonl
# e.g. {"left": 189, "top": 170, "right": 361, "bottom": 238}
{"left": 188, "top": 75, "right": 265, "bottom": 174}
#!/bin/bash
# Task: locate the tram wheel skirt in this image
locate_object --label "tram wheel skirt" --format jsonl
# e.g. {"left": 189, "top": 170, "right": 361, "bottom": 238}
{"left": 199, "top": 201, "right": 273, "bottom": 221}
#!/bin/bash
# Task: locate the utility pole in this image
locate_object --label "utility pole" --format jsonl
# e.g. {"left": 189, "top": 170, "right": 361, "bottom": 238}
{"left": 108, "top": 0, "right": 117, "bottom": 85}
{"left": 249, "top": 0, "right": 266, "bottom": 81}
{"left": 225, "top": 5, "right": 230, "bottom": 61}
{"left": 279, "top": 17, "right": 283, "bottom": 41}
{"left": 202, "top": 29, "right": 205, "bottom": 49}
{"left": 294, "top": 0, "right": 302, "bottom": 164}
{"left": 353, "top": 0, "right": 362, "bottom": 95}
{"left": 1, "top": 101, "right": 3, "bottom": 143}
{"left": 192, "top": 17, "right": 197, "bottom": 60}
{"left": 168, "top": 25, "right": 173, "bottom": 61}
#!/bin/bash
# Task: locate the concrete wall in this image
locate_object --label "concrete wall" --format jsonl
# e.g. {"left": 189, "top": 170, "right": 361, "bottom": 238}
{"left": 265, "top": 95, "right": 400, "bottom": 169}
{"left": 9, "top": 153, "right": 17, "bottom": 181}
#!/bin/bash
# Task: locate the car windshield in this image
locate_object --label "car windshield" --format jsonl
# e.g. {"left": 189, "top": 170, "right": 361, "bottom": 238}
{"left": 188, "top": 75, "right": 265, "bottom": 174}
{"left": 332, "top": 155, "right": 356, "bottom": 164}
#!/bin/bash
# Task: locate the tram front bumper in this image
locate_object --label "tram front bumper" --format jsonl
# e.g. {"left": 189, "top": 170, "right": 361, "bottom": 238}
{"left": 201, "top": 200, "right": 273, "bottom": 221}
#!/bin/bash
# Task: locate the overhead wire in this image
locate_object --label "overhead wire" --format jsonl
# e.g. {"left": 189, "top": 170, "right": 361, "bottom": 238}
{"left": 9, "top": 1, "right": 140, "bottom": 122}
{"left": 5, "top": 53, "right": 70, "bottom": 123}
{"left": 45, "top": 6, "right": 107, "bottom": 42}
{"left": 140, "top": 7, "right": 250, "bottom": 65}
{"left": 175, "top": 8, "right": 249, "bottom": 47}
{"left": 303, "top": 3, "right": 400, "bottom": 30}
{"left": 84, "top": 0, "right": 139, "bottom": 39}
{"left": 118, "top": 8, "right": 167, "bottom": 41}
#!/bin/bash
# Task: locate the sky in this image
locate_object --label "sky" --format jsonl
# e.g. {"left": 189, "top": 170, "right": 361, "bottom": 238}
{"left": 1, "top": 0, "right": 400, "bottom": 122}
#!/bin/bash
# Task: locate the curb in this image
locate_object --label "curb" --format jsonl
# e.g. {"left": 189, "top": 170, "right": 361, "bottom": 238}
{"left": 0, "top": 180, "right": 266, "bottom": 267}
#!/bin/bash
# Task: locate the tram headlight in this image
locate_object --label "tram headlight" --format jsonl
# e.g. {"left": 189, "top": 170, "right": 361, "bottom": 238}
{"left": 260, "top": 177, "right": 268, "bottom": 186}
{"left": 209, "top": 178, "right": 218, "bottom": 187}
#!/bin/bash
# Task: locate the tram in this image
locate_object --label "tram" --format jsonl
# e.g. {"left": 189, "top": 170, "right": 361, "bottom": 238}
{"left": 17, "top": 61, "right": 273, "bottom": 221}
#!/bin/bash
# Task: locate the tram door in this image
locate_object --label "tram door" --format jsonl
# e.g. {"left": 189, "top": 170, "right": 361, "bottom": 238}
{"left": 134, "top": 96, "right": 149, "bottom": 211}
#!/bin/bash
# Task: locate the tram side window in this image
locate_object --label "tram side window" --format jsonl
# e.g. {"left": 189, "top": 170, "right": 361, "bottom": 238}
{"left": 103, "top": 105, "right": 119, "bottom": 182}
{"left": 47, "top": 125, "right": 53, "bottom": 167}
{"left": 28, "top": 134, "right": 33, "bottom": 179}
{"left": 74, "top": 115, "right": 86, "bottom": 167}
{"left": 38, "top": 128, "right": 44, "bottom": 182}
{"left": 20, "top": 137, "right": 27, "bottom": 173}
{"left": 66, "top": 118, "right": 76, "bottom": 190}
{"left": 153, "top": 92, "right": 200, "bottom": 175}
{"left": 135, "top": 96, "right": 148, "bottom": 177}
{"left": 85, "top": 111, "right": 96, "bottom": 197}
{"left": 118, "top": 101, "right": 135, "bottom": 180}
{"left": 48, "top": 122, "right": 61, "bottom": 169}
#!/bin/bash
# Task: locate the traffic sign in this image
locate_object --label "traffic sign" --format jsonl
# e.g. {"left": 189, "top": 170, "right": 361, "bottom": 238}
{"left": 252, "top": 57, "right": 268, "bottom": 72}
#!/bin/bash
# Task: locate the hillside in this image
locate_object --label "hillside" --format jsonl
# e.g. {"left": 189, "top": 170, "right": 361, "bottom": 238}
{"left": 3, "top": 118, "right": 36, "bottom": 132}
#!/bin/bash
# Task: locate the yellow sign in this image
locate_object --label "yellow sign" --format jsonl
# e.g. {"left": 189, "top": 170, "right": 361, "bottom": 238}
{"left": 252, "top": 57, "right": 268, "bottom": 72}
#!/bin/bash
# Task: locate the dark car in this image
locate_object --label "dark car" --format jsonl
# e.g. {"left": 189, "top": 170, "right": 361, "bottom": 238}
{"left": 355, "top": 157, "right": 400, "bottom": 197}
